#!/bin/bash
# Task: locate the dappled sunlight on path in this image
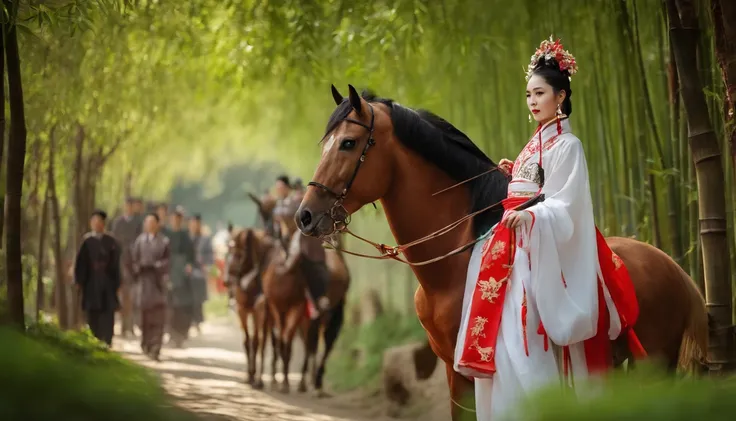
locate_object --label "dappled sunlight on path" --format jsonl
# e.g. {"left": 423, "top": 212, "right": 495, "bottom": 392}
{"left": 113, "top": 316, "right": 392, "bottom": 421}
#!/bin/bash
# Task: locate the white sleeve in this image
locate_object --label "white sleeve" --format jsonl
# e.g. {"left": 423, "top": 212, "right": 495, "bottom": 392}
{"left": 526, "top": 137, "right": 599, "bottom": 346}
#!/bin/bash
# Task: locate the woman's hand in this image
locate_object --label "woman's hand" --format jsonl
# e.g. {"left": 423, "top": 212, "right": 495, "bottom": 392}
{"left": 503, "top": 210, "right": 532, "bottom": 229}
{"left": 498, "top": 159, "right": 514, "bottom": 177}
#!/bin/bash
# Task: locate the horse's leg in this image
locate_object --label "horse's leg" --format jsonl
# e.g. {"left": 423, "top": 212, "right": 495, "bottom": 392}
{"left": 296, "top": 314, "right": 314, "bottom": 393}
{"left": 253, "top": 300, "right": 269, "bottom": 390}
{"left": 279, "top": 307, "right": 301, "bottom": 394}
{"left": 306, "top": 317, "right": 321, "bottom": 388}
{"left": 314, "top": 299, "right": 345, "bottom": 396}
{"left": 237, "top": 306, "right": 254, "bottom": 385}
{"left": 270, "top": 321, "right": 280, "bottom": 389}
{"left": 445, "top": 363, "right": 476, "bottom": 421}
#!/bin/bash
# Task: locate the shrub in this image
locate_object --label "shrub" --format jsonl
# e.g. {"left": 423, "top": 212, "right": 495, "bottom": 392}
{"left": 515, "top": 364, "right": 736, "bottom": 421}
{"left": 0, "top": 323, "right": 199, "bottom": 421}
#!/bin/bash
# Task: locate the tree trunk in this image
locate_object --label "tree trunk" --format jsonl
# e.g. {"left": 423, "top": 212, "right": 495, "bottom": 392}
{"left": 48, "top": 128, "right": 69, "bottom": 329}
{"left": 0, "top": 24, "right": 5, "bottom": 252}
{"left": 4, "top": 10, "right": 28, "bottom": 330}
{"left": 711, "top": 0, "right": 736, "bottom": 184}
{"left": 71, "top": 125, "right": 86, "bottom": 329}
{"left": 36, "top": 177, "right": 49, "bottom": 321}
{"left": 667, "top": 0, "right": 735, "bottom": 372}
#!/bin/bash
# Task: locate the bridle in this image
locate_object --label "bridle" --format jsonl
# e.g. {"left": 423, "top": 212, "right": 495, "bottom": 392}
{"left": 307, "top": 101, "right": 546, "bottom": 267}
{"left": 307, "top": 102, "right": 377, "bottom": 233}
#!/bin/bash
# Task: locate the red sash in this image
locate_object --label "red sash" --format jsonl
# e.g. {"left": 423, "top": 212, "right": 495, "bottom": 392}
{"left": 457, "top": 201, "right": 646, "bottom": 377}
{"left": 457, "top": 196, "right": 527, "bottom": 376}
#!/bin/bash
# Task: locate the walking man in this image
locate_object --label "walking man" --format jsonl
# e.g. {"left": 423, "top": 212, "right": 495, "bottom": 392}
{"left": 131, "top": 213, "right": 170, "bottom": 361}
{"left": 74, "top": 210, "right": 121, "bottom": 346}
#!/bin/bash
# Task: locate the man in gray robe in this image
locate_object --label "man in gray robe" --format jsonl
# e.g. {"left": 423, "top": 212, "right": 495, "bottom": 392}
{"left": 131, "top": 213, "right": 170, "bottom": 361}
{"left": 167, "top": 207, "right": 197, "bottom": 347}
{"left": 110, "top": 197, "right": 142, "bottom": 337}
{"left": 74, "top": 210, "right": 121, "bottom": 346}
{"left": 188, "top": 213, "right": 213, "bottom": 333}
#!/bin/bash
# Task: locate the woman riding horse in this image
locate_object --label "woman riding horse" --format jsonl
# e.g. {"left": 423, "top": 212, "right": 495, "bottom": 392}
{"left": 453, "top": 38, "right": 644, "bottom": 419}
{"left": 295, "top": 39, "right": 706, "bottom": 421}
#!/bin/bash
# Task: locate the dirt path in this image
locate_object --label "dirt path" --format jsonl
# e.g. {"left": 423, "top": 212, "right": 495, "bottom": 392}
{"left": 113, "top": 316, "right": 398, "bottom": 421}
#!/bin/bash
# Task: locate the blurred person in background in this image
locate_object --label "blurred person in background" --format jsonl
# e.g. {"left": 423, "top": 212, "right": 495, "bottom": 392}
{"left": 74, "top": 210, "right": 121, "bottom": 347}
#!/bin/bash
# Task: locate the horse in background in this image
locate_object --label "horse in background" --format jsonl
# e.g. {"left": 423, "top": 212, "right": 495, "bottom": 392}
{"left": 226, "top": 228, "right": 277, "bottom": 387}
{"left": 248, "top": 195, "right": 351, "bottom": 395}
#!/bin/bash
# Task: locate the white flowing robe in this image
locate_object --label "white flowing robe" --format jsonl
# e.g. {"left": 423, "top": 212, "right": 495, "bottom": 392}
{"left": 453, "top": 118, "right": 622, "bottom": 420}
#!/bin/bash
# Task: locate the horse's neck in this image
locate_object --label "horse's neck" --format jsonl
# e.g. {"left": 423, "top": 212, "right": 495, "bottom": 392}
{"left": 381, "top": 151, "right": 475, "bottom": 292}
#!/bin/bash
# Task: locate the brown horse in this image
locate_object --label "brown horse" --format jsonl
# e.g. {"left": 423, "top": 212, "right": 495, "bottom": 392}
{"left": 296, "top": 85, "right": 708, "bottom": 420}
{"left": 226, "top": 229, "right": 277, "bottom": 387}
{"left": 249, "top": 194, "right": 352, "bottom": 395}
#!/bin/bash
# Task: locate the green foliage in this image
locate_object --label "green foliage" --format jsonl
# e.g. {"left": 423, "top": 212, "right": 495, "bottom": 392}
{"left": 203, "top": 292, "right": 230, "bottom": 320}
{"left": 326, "top": 312, "right": 427, "bottom": 392}
{"left": 516, "top": 365, "right": 736, "bottom": 421}
{"left": 0, "top": 323, "right": 199, "bottom": 421}
{"left": 25, "top": 320, "right": 122, "bottom": 363}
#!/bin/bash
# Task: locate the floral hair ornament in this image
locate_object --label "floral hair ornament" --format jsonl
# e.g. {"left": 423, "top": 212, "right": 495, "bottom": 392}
{"left": 525, "top": 36, "right": 578, "bottom": 81}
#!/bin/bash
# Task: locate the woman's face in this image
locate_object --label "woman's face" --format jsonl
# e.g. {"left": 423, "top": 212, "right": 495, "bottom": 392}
{"left": 526, "top": 74, "right": 565, "bottom": 124}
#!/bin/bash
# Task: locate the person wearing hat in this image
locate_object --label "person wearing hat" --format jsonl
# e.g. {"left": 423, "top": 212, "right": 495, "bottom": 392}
{"left": 74, "top": 209, "right": 121, "bottom": 346}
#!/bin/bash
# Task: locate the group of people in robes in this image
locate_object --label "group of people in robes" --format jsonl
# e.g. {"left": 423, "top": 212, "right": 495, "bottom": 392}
{"left": 73, "top": 197, "right": 214, "bottom": 360}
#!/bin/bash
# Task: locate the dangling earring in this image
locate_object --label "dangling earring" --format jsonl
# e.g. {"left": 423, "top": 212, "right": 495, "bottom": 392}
{"left": 529, "top": 114, "right": 533, "bottom": 123}
{"left": 556, "top": 103, "right": 562, "bottom": 134}
{"left": 556, "top": 103, "right": 563, "bottom": 116}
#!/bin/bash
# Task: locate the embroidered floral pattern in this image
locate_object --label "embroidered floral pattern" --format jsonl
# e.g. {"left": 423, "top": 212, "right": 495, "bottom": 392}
{"left": 490, "top": 241, "right": 506, "bottom": 261}
{"left": 612, "top": 253, "right": 623, "bottom": 270}
{"left": 470, "top": 316, "right": 488, "bottom": 338}
{"left": 470, "top": 339, "right": 495, "bottom": 362}
{"left": 478, "top": 277, "right": 506, "bottom": 303}
{"left": 458, "top": 197, "right": 526, "bottom": 375}
{"left": 513, "top": 134, "right": 563, "bottom": 174}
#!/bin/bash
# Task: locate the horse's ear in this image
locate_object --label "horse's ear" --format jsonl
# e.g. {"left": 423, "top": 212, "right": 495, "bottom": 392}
{"left": 348, "top": 84, "right": 362, "bottom": 115}
{"left": 331, "top": 84, "right": 344, "bottom": 106}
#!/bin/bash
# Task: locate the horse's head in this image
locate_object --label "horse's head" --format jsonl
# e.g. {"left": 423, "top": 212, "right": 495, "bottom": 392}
{"left": 297, "top": 85, "right": 396, "bottom": 237}
{"left": 226, "top": 228, "right": 261, "bottom": 290}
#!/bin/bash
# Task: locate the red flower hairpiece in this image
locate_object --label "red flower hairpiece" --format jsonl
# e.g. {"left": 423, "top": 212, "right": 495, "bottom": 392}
{"left": 525, "top": 36, "right": 578, "bottom": 81}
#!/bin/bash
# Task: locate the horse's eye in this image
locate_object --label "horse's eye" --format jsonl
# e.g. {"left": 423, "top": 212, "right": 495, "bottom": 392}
{"left": 340, "top": 139, "right": 356, "bottom": 150}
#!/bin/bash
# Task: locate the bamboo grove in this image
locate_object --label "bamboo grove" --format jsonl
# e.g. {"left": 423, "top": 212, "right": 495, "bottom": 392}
{"left": 0, "top": 0, "right": 735, "bottom": 363}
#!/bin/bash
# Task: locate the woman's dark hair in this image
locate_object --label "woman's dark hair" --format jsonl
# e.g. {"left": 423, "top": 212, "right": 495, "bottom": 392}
{"left": 531, "top": 57, "right": 573, "bottom": 116}
{"left": 146, "top": 212, "right": 160, "bottom": 223}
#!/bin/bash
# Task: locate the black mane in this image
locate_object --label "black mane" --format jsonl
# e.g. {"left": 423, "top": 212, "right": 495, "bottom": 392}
{"left": 325, "top": 90, "right": 509, "bottom": 238}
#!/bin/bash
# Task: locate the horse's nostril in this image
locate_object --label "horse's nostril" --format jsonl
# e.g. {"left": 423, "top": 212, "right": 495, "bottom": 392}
{"left": 299, "top": 209, "right": 313, "bottom": 228}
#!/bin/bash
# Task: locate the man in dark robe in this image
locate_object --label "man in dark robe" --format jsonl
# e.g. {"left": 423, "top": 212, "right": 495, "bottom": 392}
{"left": 74, "top": 210, "right": 121, "bottom": 346}
{"left": 131, "top": 213, "right": 170, "bottom": 361}
{"left": 167, "top": 207, "right": 197, "bottom": 347}
{"left": 111, "top": 197, "right": 142, "bottom": 337}
{"left": 188, "top": 213, "right": 213, "bottom": 333}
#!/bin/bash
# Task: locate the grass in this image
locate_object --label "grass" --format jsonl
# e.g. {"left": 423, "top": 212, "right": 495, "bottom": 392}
{"left": 0, "top": 321, "right": 200, "bottom": 421}
{"left": 326, "top": 312, "right": 428, "bottom": 392}
{"left": 203, "top": 291, "right": 231, "bottom": 319}
{"left": 471, "top": 364, "right": 736, "bottom": 421}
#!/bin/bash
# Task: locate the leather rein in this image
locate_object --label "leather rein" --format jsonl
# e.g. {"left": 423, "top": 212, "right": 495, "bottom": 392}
{"left": 308, "top": 102, "right": 545, "bottom": 267}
